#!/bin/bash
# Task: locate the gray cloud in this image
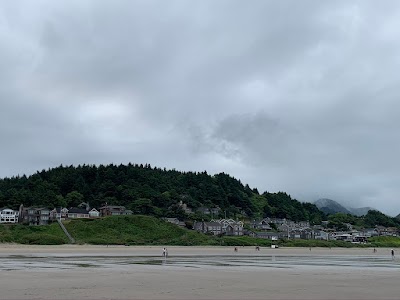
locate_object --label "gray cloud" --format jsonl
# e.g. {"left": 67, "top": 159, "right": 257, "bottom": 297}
{"left": 1, "top": 0, "right": 400, "bottom": 215}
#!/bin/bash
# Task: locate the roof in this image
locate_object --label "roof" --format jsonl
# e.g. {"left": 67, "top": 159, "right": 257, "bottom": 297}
{"left": 0, "top": 207, "right": 13, "bottom": 211}
{"left": 55, "top": 207, "right": 69, "bottom": 213}
{"left": 204, "top": 221, "right": 222, "bottom": 226}
{"left": 68, "top": 207, "right": 89, "bottom": 214}
{"left": 99, "top": 205, "right": 127, "bottom": 210}
{"left": 25, "top": 207, "right": 50, "bottom": 211}
{"left": 68, "top": 207, "right": 88, "bottom": 214}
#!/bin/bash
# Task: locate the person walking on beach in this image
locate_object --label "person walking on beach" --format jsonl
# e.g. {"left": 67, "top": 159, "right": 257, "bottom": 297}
{"left": 162, "top": 247, "right": 167, "bottom": 257}
{"left": 391, "top": 249, "right": 395, "bottom": 260}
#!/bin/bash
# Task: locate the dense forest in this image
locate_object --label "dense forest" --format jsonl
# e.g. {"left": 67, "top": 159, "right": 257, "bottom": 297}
{"left": 326, "top": 210, "right": 400, "bottom": 230}
{"left": 0, "top": 164, "right": 325, "bottom": 223}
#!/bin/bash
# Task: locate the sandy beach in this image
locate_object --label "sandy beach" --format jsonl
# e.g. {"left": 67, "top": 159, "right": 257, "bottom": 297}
{"left": 0, "top": 245, "right": 399, "bottom": 300}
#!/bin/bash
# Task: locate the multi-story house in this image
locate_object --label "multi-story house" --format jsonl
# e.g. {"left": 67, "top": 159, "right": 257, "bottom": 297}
{"left": 99, "top": 205, "right": 132, "bottom": 216}
{"left": 251, "top": 218, "right": 273, "bottom": 231}
{"left": 50, "top": 208, "right": 69, "bottom": 221}
{"left": 218, "top": 219, "right": 244, "bottom": 236}
{"left": 193, "top": 221, "right": 223, "bottom": 235}
{"left": 314, "top": 230, "right": 329, "bottom": 240}
{"left": 0, "top": 208, "right": 19, "bottom": 224}
{"left": 194, "top": 219, "right": 244, "bottom": 236}
{"left": 20, "top": 207, "right": 50, "bottom": 225}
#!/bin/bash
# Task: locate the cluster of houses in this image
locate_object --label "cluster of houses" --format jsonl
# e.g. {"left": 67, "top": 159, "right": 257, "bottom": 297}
{"left": 193, "top": 219, "right": 244, "bottom": 236}
{"left": 191, "top": 217, "right": 400, "bottom": 242}
{"left": 2, "top": 204, "right": 400, "bottom": 243}
{"left": 0, "top": 204, "right": 133, "bottom": 226}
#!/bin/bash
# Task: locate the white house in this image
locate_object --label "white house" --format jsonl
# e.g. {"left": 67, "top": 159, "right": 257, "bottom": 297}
{"left": 88, "top": 208, "right": 100, "bottom": 218}
{"left": 0, "top": 208, "right": 19, "bottom": 223}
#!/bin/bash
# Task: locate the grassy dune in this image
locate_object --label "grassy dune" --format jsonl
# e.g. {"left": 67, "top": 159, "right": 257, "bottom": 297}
{"left": 1, "top": 215, "right": 399, "bottom": 247}
{"left": 0, "top": 223, "right": 68, "bottom": 244}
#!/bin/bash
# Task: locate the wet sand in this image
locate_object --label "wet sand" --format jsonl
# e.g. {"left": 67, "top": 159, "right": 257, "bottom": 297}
{"left": 0, "top": 245, "right": 399, "bottom": 299}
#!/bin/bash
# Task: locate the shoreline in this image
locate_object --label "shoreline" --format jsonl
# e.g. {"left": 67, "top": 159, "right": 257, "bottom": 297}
{"left": 0, "top": 243, "right": 397, "bottom": 256}
{"left": 1, "top": 244, "right": 399, "bottom": 300}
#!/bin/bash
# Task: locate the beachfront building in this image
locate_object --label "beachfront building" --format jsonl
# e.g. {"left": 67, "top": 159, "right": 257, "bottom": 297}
{"left": 50, "top": 208, "right": 69, "bottom": 221}
{"left": 333, "top": 233, "right": 353, "bottom": 242}
{"left": 376, "top": 226, "right": 399, "bottom": 236}
{"left": 193, "top": 221, "right": 223, "bottom": 235}
{"left": 67, "top": 207, "right": 90, "bottom": 219}
{"left": 50, "top": 207, "right": 94, "bottom": 220}
{"left": 217, "top": 219, "right": 244, "bottom": 236}
{"left": 19, "top": 207, "right": 50, "bottom": 225}
{"left": 99, "top": 205, "right": 132, "bottom": 216}
{"left": 88, "top": 208, "right": 100, "bottom": 218}
{"left": 0, "top": 208, "right": 19, "bottom": 224}
{"left": 314, "top": 230, "right": 329, "bottom": 240}
{"left": 362, "top": 228, "right": 379, "bottom": 237}
{"left": 251, "top": 218, "right": 273, "bottom": 231}
{"left": 248, "top": 231, "right": 281, "bottom": 240}
{"left": 194, "top": 219, "right": 244, "bottom": 236}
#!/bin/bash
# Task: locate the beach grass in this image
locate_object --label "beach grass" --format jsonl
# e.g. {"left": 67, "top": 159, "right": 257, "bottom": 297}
{"left": 1, "top": 215, "right": 398, "bottom": 247}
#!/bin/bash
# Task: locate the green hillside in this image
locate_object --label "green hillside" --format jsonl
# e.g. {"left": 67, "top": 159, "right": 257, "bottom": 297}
{"left": 0, "top": 215, "right": 277, "bottom": 246}
{"left": 0, "top": 215, "right": 373, "bottom": 247}
{"left": 64, "top": 215, "right": 215, "bottom": 245}
{"left": 0, "top": 223, "right": 68, "bottom": 244}
{"left": 0, "top": 163, "right": 324, "bottom": 223}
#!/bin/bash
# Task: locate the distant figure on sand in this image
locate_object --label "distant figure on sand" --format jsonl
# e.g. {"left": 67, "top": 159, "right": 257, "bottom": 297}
{"left": 234, "top": 247, "right": 238, "bottom": 252}
{"left": 373, "top": 248, "right": 377, "bottom": 253}
{"left": 255, "top": 246, "right": 260, "bottom": 251}
{"left": 391, "top": 249, "right": 395, "bottom": 259}
{"left": 162, "top": 247, "right": 167, "bottom": 257}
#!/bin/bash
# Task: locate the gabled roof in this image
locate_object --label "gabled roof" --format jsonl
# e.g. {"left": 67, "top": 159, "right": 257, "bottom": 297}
{"left": 99, "top": 205, "right": 127, "bottom": 210}
{"left": 68, "top": 207, "right": 89, "bottom": 214}
{"left": 204, "top": 221, "right": 222, "bottom": 226}
{"left": 25, "top": 207, "right": 50, "bottom": 211}
{"left": 55, "top": 207, "right": 69, "bottom": 213}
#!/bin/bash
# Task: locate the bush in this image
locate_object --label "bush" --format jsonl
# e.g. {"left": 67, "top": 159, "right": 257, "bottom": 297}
{"left": 18, "top": 233, "right": 66, "bottom": 245}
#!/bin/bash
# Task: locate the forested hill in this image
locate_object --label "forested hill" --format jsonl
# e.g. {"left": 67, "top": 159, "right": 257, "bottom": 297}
{"left": 0, "top": 164, "right": 324, "bottom": 223}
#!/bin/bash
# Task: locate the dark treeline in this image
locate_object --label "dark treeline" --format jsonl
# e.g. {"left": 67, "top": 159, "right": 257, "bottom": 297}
{"left": 0, "top": 163, "right": 324, "bottom": 222}
{"left": 327, "top": 210, "right": 400, "bottom": 229}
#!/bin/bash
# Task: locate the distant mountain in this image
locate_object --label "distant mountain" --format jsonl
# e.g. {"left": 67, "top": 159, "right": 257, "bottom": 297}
{"left": 315, "top": 198, "right": 352, "bottom": 215}
{"left": 348, "top": 206, "right": 376, "bottom": 217}
{"left": 315, "top": 198, "right": 378, "bottom": 216}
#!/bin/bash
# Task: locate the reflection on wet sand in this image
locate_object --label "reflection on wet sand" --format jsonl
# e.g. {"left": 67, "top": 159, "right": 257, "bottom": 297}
{"left": 1, "top": 247, "right": 400, "bottom": 300}
{"left": 1, "top": 253, "right": 399, "bottom": 271}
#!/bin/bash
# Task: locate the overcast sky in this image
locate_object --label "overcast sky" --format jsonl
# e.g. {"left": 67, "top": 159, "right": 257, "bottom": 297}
{"left": 1, "top": 0, "right": 399, "bottom": 215}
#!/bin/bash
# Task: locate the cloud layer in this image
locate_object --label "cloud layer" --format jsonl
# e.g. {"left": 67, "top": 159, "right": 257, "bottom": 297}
{"left": 1, "top": 0, "right": 399, "bottom": 215}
